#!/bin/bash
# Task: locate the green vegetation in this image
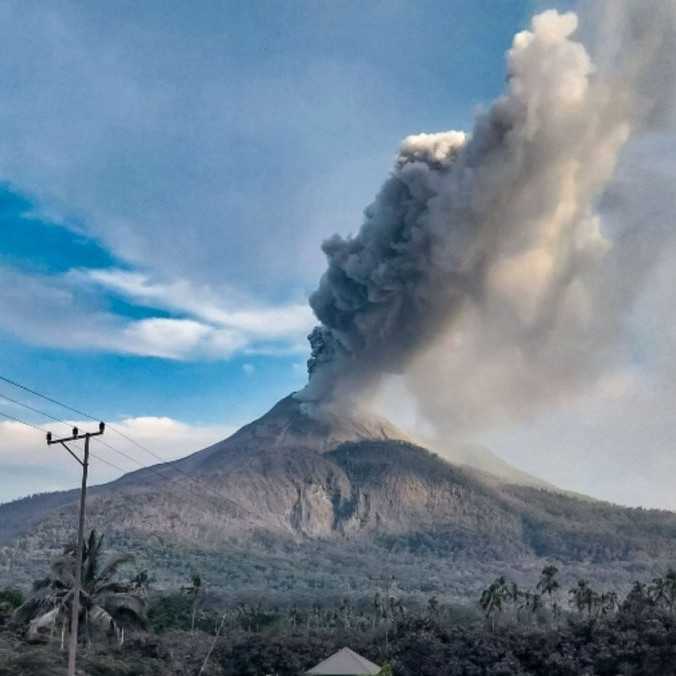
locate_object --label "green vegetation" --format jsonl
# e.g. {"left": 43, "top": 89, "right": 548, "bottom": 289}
{"left": 4, "top": 440, "right": 676, "bottom": 610}
{"left": 2, "top": 534, "right": 676, "bottom": 674}
{"left": 13, "top": 530, "right": 145, "bottom": 647}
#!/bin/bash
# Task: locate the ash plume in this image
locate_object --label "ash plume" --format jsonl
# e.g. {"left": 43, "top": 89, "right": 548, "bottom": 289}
{"left": 299, "top": 5, "right": 676, "bottom": 434}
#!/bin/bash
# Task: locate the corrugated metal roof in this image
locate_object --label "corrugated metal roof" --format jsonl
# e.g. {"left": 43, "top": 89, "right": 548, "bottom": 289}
{"left": 306, "top": 647, "right": 382, "bottom": 674}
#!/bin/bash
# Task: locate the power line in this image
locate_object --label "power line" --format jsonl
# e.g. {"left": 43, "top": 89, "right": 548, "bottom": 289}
{"left": 0, "top": 374, "right": 92, "bottom": 420}
{"left": 0, "top": 373, "right": 226, "bottom": 489}
{"left": 0, "top": 392, "right": 70, "bottom": 427}
{"left": 0, "top": 388, "right": 227, "bottom": 499}
{"left": 0, "top": 391, "right": 148, "bottom": 471}
{"left": 0, "top": 374, "right": 243, "bottom": 506}
{"left": 0, "top": 409, "right": 125, "bottom": 473}
{"left": 0, "top": 373, "right": 170, "bottom": 463}
{"left": 86, "top": 451, "right": 127, "bottom": 474}
{"left": 0, "top": 379, "right": 243, "bottom": 516}
{"left": 0, "top": 405, "right": 232, "bottom": 518}
{"left": 0, "top": 409, "right": 44, "bottom": 432}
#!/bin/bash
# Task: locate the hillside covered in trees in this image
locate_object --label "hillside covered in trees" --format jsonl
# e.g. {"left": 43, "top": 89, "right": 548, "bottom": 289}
{"left": 2, "top": 534, "right": 676, "bottom": 675}
{"left": 2, "top": 433, "right": 676, "bottom": 601}
{"left": 2, "top": 391, "right": 676, "bottom": 676}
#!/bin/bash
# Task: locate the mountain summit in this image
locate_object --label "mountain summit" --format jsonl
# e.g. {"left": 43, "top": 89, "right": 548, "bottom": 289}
{"left": 173, "top": 394, "right": 409, "bottom": 472}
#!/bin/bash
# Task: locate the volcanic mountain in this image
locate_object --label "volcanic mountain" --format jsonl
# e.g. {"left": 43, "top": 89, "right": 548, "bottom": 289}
{"left": 1, "top": 394, "right": 676, "bottom": 599}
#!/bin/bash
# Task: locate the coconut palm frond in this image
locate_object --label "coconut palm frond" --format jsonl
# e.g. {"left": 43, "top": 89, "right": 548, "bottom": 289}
{"left": 101, "top": 593, "right": 147, "bottom": 630}
{"left": 94, "top": 581, "right": 130, "bottom": 596}
{"left": 88, "top": 604, "right": 115, "bottom": 632}
{"left": 102, "top": 593, "right": 146, "bottom": 619}
{"left": 49, "top": 556, "right": 76, "bottom": 587}
{"left": 16, "top": 586, "right": 72, "bottom": 625}
{"left": 16, "top": 529, "right": 146, "bottom": 643}
{"left": 13, "top": 597, "right": 49, "bottom": 625}
{"left": 97, "top": 554, "right": 134, "bottom": 584}
{"left": 26, "top": 607, "right": 60, "bottom": 640}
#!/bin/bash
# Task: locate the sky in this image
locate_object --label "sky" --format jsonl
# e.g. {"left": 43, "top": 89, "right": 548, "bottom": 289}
{"left": 1, "top": 0, "right": 676, "bottom": 510}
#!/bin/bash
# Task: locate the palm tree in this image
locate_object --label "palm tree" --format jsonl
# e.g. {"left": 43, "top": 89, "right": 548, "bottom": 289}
{"left": 623, "top": 580, "right": 653, "bottom": 619}
{"left": 182, "top": 573, "right": 203, "bottom": 633}
{"left": 598, "top": 591, "right": 618, "bottom": 617}
{"left": 537, "top": 565, "right": 561, "bottom": 622}
{"left": 129, "top": 569, "right": 154, "bottom": 598}
{"left": 508, "top": 582, "right": 520, "bottom": 601}
{"left": 517, "top": 591, "right": 543, "bottom": 624}
{"left": 480, "top": 576, "right": 510, "bottom": 631}
{"left": 650, "top": 570, "right": 676, "bottom": 613}
{"left": 665, "top": 569, "right": 676, "bottom": 614}
{"left": 569, "top": 579, "right": 597, "bottom": 617}
{"left": 537, "top": 565, "right": 560, "bottom": 598}
{"left": 15, "top": 530, "right": 145, "bottom": 647}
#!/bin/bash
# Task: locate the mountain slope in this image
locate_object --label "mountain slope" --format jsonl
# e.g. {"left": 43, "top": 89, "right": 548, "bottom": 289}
{"left": 438, "top": 442, "right": 555, "bottom": 490}
{"left": 1, "top": 394, "right": 676, "bottom": 598}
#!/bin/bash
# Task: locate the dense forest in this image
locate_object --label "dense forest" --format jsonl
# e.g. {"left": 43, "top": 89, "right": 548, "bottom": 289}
{"left": 2, "top": 531, "right": 676, "bottom": 675}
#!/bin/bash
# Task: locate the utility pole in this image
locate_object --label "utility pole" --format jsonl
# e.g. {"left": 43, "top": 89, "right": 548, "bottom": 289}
{"left": 47, "top": 422, "right": 105, "bottom": 676}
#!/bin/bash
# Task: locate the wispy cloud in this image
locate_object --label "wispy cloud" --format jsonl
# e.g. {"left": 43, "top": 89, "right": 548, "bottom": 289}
{"left": 76, "top": 268, "right": 314, "bottom": 340}
{"left": 0, "top": 265, "right": 313, "bottom": 360}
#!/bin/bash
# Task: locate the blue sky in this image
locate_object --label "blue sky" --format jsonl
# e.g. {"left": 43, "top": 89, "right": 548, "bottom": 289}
{"left": 0, "top": 1, "right": 535, "bottom": 423}
{"left": 3, "top": 1, "right": 676, "bottom": 510}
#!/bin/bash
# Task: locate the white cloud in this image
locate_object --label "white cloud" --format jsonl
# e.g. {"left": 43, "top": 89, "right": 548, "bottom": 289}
{"left": 0, "top": 265, "right": 313, "bottom": 360}
{"left": 77, "top": 268, "right": 315, "bottom": 341}
{"left": 120, "top": 318, "right": 245, "bottom": 360}
{"left": 0, "top": 416, "right": 238, "bottom": 503}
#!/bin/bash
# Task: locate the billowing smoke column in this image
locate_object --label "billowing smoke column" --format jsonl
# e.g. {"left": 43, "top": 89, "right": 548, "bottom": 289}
{"left": 300, "top": 7, "right": 676, "bottom": 432}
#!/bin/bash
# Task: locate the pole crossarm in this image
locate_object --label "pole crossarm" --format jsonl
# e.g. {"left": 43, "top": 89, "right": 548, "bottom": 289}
{"left": 46, "top": 421, "right": 105, "bottom": 447}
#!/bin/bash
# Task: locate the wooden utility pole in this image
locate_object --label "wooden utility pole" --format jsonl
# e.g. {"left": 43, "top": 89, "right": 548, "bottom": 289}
{"left": 47, "top": 422, "right": 105, "bottom": 676}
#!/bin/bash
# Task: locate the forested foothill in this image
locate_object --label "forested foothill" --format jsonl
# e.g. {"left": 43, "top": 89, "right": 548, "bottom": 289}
{"left": 1, "top": 533, "right": 676, "bottom": 675}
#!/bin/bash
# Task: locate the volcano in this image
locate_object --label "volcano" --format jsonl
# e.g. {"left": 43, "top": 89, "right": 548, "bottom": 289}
{"left": 2, "top": 395, "right": 676, "bottom": 598}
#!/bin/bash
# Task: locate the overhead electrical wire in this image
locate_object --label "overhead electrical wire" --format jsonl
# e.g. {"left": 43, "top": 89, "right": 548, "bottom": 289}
{"left": 0, "top": 403, "right": 236, "bottom": 520}
{"left": 0, "top": 378, "right": 242, "bottom": 516}
{"left": 0, "top": 373, "right": 182, "bottom": 464}
{"left": 0, "top": 409, "right": 127, "bottom": 473}
{"left": 0, "top": 373, "right": 240, "bottom": 506}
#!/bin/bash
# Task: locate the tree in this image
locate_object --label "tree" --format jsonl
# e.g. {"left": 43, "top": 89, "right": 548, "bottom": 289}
{"left": 665, "top": 569, "right": 676, "bottom": 613}
{"left": 569, "top": 579, "right": 597, "bottom": 617}
{"left": 0, "top": 587, "right": 24, "bottom": 627}
{"left": 129, "top": 569, "right": 155, "bottom": 598}
{"left": 0, "top": 587, "right": 24, "bottom": 609}
{"left": 517, "top": 591, "right": 543, "bottom": 624}
{"left": 182, "top": 573, "right": 203, "bottom": 633}
{"left": 537, "top": 564, "right": 561, "bottom": 622}
{"left": 15, "top": 530, "right": 145, "bottom": 647}
{"left": 622, "top": 580, "right": 653, "bottom": 619}
{"left": 537, "top": 565, "right": 560, "bottom": 598}
{"left": 480, "top": 576, "right": 510, "bottom": 631}
{"left": 598, "top": 591, "right": 618, "bottom": 617}
{"left": 650, "top": 569, "right": 676, "bottom": 613}
{"left": 427, "top": 595, "right": 439, "bottom": 620}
